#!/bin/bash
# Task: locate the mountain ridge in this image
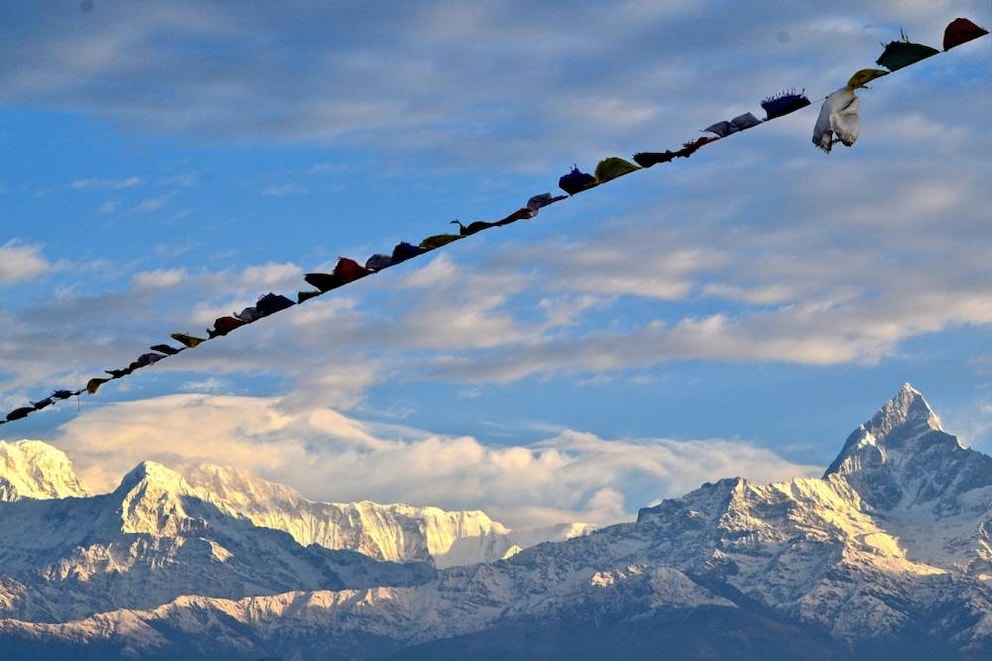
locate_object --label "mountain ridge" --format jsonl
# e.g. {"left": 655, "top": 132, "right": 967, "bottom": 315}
{"left": 180, "top": 463, "right": 594, "bottom": 568}
{"left": 1, "top": 384, "right": 991, "bottom": 659}
{"left": 0, "top": 440, "right": 593, "bottom": 568}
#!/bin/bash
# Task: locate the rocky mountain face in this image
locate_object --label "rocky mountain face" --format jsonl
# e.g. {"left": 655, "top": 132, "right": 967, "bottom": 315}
{"left": 1, "top": 384, "right": 991, "bottom": 660}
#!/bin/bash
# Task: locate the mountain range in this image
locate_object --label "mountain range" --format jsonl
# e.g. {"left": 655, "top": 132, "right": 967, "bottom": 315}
{"left": 0, "top": 384, "right": 990, "bottom": 659}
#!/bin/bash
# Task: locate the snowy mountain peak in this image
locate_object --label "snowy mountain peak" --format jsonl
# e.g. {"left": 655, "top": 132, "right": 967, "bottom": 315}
{"left": 114, "top": 461, "right": 198, "bottom": 536}
{"left": 867, "top": 383, "right": 941, "bottom": 437}
{"left": 116, "top": 460, "right": 193, "bottom": 495}
{"left": 0, "top": 439, "right": 91, "bottom": 501}
{"left": 823, "top": 385, "right": 992, "bottom": 514}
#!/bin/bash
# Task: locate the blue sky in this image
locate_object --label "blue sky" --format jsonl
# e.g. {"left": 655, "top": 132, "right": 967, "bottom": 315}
{"left": 2, "top": 1, "right": 991, "bottom": 528}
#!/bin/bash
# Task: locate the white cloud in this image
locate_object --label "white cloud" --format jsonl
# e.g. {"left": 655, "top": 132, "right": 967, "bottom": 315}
{"left": 239, "top": 262, "right": 304, "bottom": 288}
{"left": 133, "top": 194, "right": 172, "bottom": 212}
{"left": 5, "top": 0, "right": 976, "bottom": 167}
{"left": 0, "top": 241, "right": 51, "bottom": 284}
{"left": 155, "top": 241, "right": 197, "bottom": 259}
{"left": 180, "top": 377, "right": 228, "bottom": 392}
{"left": 156, "top": 172, "right": 199, "bottom": 187}
{"left": 52, "top": 393, "right": 820, "bottom": 528}
{"left": 261, "top": 183, "right": 307, "bottom": 196}
{"left": 0, "top": 2, "right": 988, "bottom": 458}
{"left": 70, "top": 176, "right": 142, "bottom": 190}
{"left": 131, "top": 268, "right": 188, "bottom": 290}
{"left": 308, "top": 162, "right": 347, "bottom": 175}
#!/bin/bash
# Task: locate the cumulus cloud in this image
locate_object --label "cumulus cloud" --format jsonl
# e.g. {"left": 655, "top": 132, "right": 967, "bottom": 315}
{"left": 239, "top": 262, "right": 305, "bottom": 288}
{"left": 0, "top": 241, "right": 51, "bottom": 285}
{"left": 52, "top": 393, "right": 820, "bottom": 528}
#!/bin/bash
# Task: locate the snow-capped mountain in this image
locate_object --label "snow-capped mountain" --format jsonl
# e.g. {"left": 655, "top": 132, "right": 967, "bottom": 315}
{"left": 0, "top": 438, "right": 589, "bottom": 624}
{"left": 181, "top": 464, "right": 593, "bottom": 569}
{"left": 0, "top": 440, "right": 90, "bottom": 501}
{"left": 824, "top": 384, "right": 992, "bottom": 575}
{"left": 0, "top": 458, "right": 433, "bottom": 623}
{"left": 1, "top": 384, "right": 991, "bottom": 660}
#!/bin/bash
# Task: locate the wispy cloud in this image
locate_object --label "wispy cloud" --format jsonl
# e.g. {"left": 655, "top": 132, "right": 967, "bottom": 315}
{"left": 155, "top": 242, "right": 197, "bottom": 258}
{"left": 308, "top": 162, "right": 347, "bottom": 175}
{"left": 261, "top": 183, "right": 307, "bottom": 197}
{"left": 156, "top": 172, "right": 199, "bottom": 187}
{"left": 181, "top": 377, "right": 229, "bottom": 393}
{"left": 70, "top": 176, "right": 142, "bottom": 190}
{"left": 133, "top": 193, "right": 173, "bottom": 212}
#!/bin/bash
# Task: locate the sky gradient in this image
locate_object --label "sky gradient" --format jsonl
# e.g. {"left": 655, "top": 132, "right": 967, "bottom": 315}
{"left": 2, "top": 1, "right": 991, "bottom": 528}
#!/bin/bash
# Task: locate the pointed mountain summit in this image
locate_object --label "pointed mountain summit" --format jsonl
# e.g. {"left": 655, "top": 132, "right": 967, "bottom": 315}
{"left": 113, "top": 460, "right": 199, "bottom": 537}
{"left": 0, "top": 440, "right": 91, "bottom": 501}
{"left": 824, "top": 384, "right": 992, "bottom": 514}
{"left": 862, "top": 382, "right": 942, "bottom": 436}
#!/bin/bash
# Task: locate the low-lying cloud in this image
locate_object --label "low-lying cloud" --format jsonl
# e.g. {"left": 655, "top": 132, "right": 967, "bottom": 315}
{"left": 51, "top": 392, "right": 821, "bottom": 529}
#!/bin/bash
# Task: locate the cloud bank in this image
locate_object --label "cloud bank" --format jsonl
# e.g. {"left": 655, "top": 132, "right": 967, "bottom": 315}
{"left": 52, "top": 392, "right": 820, "bottom": 528}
